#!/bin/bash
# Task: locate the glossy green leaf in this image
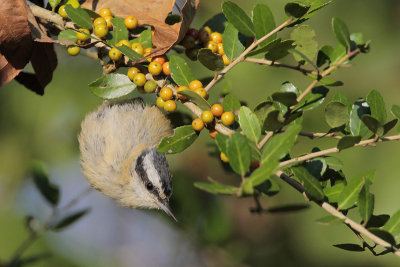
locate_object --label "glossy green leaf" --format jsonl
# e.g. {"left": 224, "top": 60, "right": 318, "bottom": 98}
{"left": 332, "top": 17, "right": 351, "bottom": 48}
{"left": 330, "top": 44, "right": 347, "bottom": 65}
{"left": 65, "top": 4, "right": 93, "bottom": 29}
{"left": 333, "top": 244, "right": 364, "bottom": 252}
{"left": 116, "top": 45, "right": 142, "bottom": 61}
{"left": 261, "top": 124, "right": 302, "bottom": 164}
{"left": 338, "top": 173, "right": 365, "bottom": 210}
{"left": 349, "top": 99, "right": 370, "bottom": 137}
{"left": 291, "top": 166, "right": 324, "bottom": 201}
{"left": 252, "top": 3, "right": 275, "bottom": 47}
{"left": 130, "top": 29, "right": 152, "bottom": 49}
{"left": 169, "top": 55, "right": 196, "bottom": 87}
{"left": 88, "top": 74, "right": 136, "bottom": 100}
{"left": 215, "top": 133, "right": 229, "bottom": 155}
{"left": 158, "top": 125, "right": 199, "bottom": 154}
{"left": 58, "top": 29, "right": 78, "bottom": 43}
{"left": 337, "top": 136, "right": 361, "bottom": 151}
{"left": 296, "top": 86, "right": 329, "bottom": 111}
{"left": 51, "top": 209, "right": 90, "bottom": 231}
{"left": 358, "top": 179, "right": 374, "bottom": 223}
{"left": 247, "top": 161, "right": 279, "bottom": 187}
{"left": 366, "top": 90, "right": 386, "bottom": 124}
{"left": 316, "top": 215, "right": 344, "bottom": 225}
{"left": 194, "top": 177, "right": 238, "bottom": 195}
{"left": 366, "top": 214, "right": 390, "bottom": 228}
{"left": 238, "top": 106, "right": 261, "bottom": 143}
{"left": 361, "top": 115, "right": 384, "bottom": 136}
{"left": 290, "top": 25, "right": 318, "bottom": 65}
{"left": 325, "top": 101, "right": 349, "bottom": 128}
{"left": 323, "top": 183, "right": 345, "bottom": 203}
{"left": 264, "top": 39, "right": 295, "bottom": 61}
{"left": 304, "top": 0, "right": 332, "bottom": 18}
{"left": 256, "top": 178, "right": 280, "bottom": 197}
{"left": 226, "top": 133, "right": 251, "bottom": 175}
{"left": 178, "top": 90, "right": 211, "bottom": 110}
{"left": 107, "top": 17, "right": 129, "bottom": 46}
{"left": 197, "top": 48, "right": 224, "bottom": 71}
{"left": 31, "top": 161, "right": 60, "bottom": 206}
{"left": 222, "top": 23, "right": 245, "bottom": 61}
{"left": 284, "top": 2, "right": 310, "bottom": 18}
{"left": 82, "top": 8, "right": 100, "bottom": 19}
{"left": 254, "top": 101, "right": 274, "bottom": 127}
{"left": 391, "top": 105, "right": 400, "bottom": 119}
{"left": 316, "top": 45, "right": 333, "bottom": 67}
{"left": 222, "top": 93, "right": 241, "bottom": 112}
{"left": 382, "top": 210, "right": 400, "bottom": 239}
{"left": 271, "top": 92, "right": 298, "bottom": 107}
{"left": 383, "top": 119, "right": 398, "bottom": 135}
{"left": 222, "top": 1, "right": 255, "bottom": 37}
{"left": 332, "top": 92, "right": 351, "bottom": 111}
{"left": 305, "top": 158, "right": 327, "bottom": 179}
{"left": 262, "top": 110, "right": 283, "bottom": 132}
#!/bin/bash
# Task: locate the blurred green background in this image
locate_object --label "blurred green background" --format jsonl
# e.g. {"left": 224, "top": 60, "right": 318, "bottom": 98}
{"left": 1, "top": 0, "right": 400, "bottom": 266}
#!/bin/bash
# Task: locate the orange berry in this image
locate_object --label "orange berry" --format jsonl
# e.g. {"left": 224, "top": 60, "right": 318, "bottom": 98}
{"left": 99, "top": 8, "right": 112, "bottom": 18}
{"left": 205, "top": 41, "right": 218, "bottom": 53}
{"left": 132, "top": 43, "right": 144, "bottom": 55}
{"left": 164, "top": 100, "right": 177, "bottom": 112}
{"left": 221, "top": 111, "right": 235, "bottom": 126}
{"left": 160, "top": 87, "right": 173, "bottom": 101}
{"left": 104, "top": 16, "right": 113, "bottom": 29}
{"left": 156, "top": 97, "right": 165, "bottom": 108}
{"left": 109, "top": 47, "right": 122, "bottom": 61}
{"left": 93, "top": 17, "right": 107, "bottom": 27}
{"left": 177, "top": 86, "right": 188, "bottom": 100}
{"left": 209, "top": 130, "right": 218, "bottom": 139}
{"left": 222, "top": 54, "right": 230, "bottom": 65}
{"left": 211, "top": 104, "right": 224, "bottom": 117}
{"left": 148, "top": 61, "right": 162, "bottom": 76}
{"left": 192, "top": 118, "right": 204, "bottom": 131}
{"left": 220, "top": 152, "right": 229, "bottom": 163}
{"left": 127, "top": 67, "right": 140, "bottom": 80}
{"left": 201, "top": 110, "right": 214, "bottom": 124}
{"left": 152, "top": 56, "right": 165, "bottom": 65}
{"left": 194, "top": 88, "right": 208, "bottom": 99}
{"left": 124, "top": 16, "right": 138, "bottom": 29}
{"left": 189, "top": 80, "right": 203, "bottom": 90}
{"left": 217, "top": 43, "right": 224, "bottom": 55}
{"left": 162, "top": 62, "right": 170, "bottom": 76}
{"left": 116, "top": 40, "right": 131, "bottom": 47}
{"left": 210, "top": 32, "right": 223, "bottom": 44}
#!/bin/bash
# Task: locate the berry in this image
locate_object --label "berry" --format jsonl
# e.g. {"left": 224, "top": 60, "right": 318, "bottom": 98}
{"left": 143, "top": 47, "right": 152, "bottom": 61}
{"left": 186, "top": 28, "right": 199, "bottom": 40}
{"left": 116, "top": 40, "right": 131, "bottom": 47}
{"left": 189, "top": 80, "right": 203, "bottom": 90}
{"left": 152, "top": 56, "right": 165, "bottom": 65}
{"left": 133, "top": 73, "right": 146, "bottom": 86}
{"left": 162, "top": 62, "right": 170, "bottom": 76}
{"left": 66, "top": 0, "right": 80, "bottom": 8}
{"left": 67, "top": 46, "right": 80, "bottom": 56}
{"left": 211, "top": 104, "right": 224, "bottom": 117}
{"left": 210, "top": 32, "right": 223, "bottom": 44}
{"left": 127, "top": 67, "right": 140, "bottom": 80}
{"left": 220, "top": 152, "right": 229, "bottom": 163}
{"left": 185, "top": 48, "right": 198, "bottom": 61}
{"left": 221, "top": 111, "right": 235, "bottom": 126}
{"left": 199, "top": 27, "right": 211, "bottom": 43}
{"left": 109, "top": 47, "right": 122, "bottom": 61}
{"left": 160, "top": 87, "right": 173, "bottom": 101}
{"left": 148, "top": 61, "right": 162, "bottom": 76}
{"left": 192, "top": 118, "right": 204, "bottom": 131}
{"left": 156, "top": 97, "right": 165, "bottom": 108}
{"left": 93, "top": 17, "right": 107, "bottom": 27}
{"left": 76, "top": 28, "right": 90, "bottom": 42}
{"left": 209, "top": 130, "right": 218, "bottom": 139}
{"left": 194, "top": 88, "right": 208, "bottom": 99}
{"left": 222, "top": 54, "right": 230, "bottom": 66}
{"left": 206, "top": 41, "right": 218, "bottom": 53}
{"left": 217, "top": 43, "right": 224, "bottom": 55}
{"left": 144, "top": 80, "right": 157, "bottom": 93}
{"left": 182, "top": 35, "right": 195, "bottom": 49}
{"left": 104, "top": 16, "right": 113, "bottom": 29}
{"left": 201, "top": 110, "right": 214, "bottom": 124}
{"left": 99, "top": 8, "right": 112, "bottom": 18}
{"left": 58, "top": 5, "right": 68, "bottom": 18}
{"left": 164, "top": 100, "right": 177, "bottom": 112}
{"left": 94, "top": 24, "right": 108, "bottom": 37}
{"left": 124, "top": 16, "right": 138, "bottom": 29}
{"left": 131, "top": 43, "right": 144, "bottom": 55}
{"left": 177, "top": 85, "right": 188, "bottom": 100}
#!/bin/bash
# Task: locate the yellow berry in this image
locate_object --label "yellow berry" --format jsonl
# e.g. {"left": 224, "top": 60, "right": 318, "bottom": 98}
{"left": 133, "top": 73, "right": 146, "bottom": 86}
{"left": 156, "top": 97, "right": 165, "bottom": 108}
{"left": 104, "top": 15, "right": 113, "bottom": 29}
{"left": 194, "top": 88, "right": 208, "bottom": 99}
{"left": 66, "top": 0, "right": 80, "bottom": 8}
{"left": 222, "top": 54, "right": 230, "bottom": 65}
{"left": 189, "top": 80, "right": 203, "bottom": 90}
{"left": 162, "top": 62, "right": 170, "bottom": 76}
{"left": 210, "top": 32, "right": 223, "bottom": 44}
{"left": 93, "top": 17, "right": 107, "bottom": 27}
{"left": 67, "top": 46, "right": 80, "bottom": 56}
{"left": 217, "top": 43, "right": 224, "bottom": 55}
{"left": 201, "top": 110, "right": 214, "bottom": 124}
{"left": 143, "top": 47, "right": 152, "bottom": 61}
{"left": 94, "top": 24, "right": 108, "bottom": 37}
{"left": 192, "top": 118, "right": 204, "bottom": 131}
{"left": 58, "top": 5, "right": 68, "bottom": 18}
{"left": 177, "top": 85, "right": 188, "bottom": 100}
{"left": 124, "top": 16, "right": 138, "bottom": 29}
{"left": 99, "top": 8, "right": 112, "bottom": 18}
{"left": 109, "top": 47, "right": 122, "bottom": 61}
{"left": 116, "top": 40, "right": 131, "bottom": 47}
{"left": 148, "top": 61, "right": 162, "bottom": 76}
{"left": 132, "top": 43, "right": 144, "bottom": 55}
{"left": 164, "top": 100, "right": 177, "bottom": 112}
{"left": 76, "top": 28, "right": 90, "bottom": 42}
{"left": 211, "top": 104, "right": 224, "bottom": 117}
{"left": 127, "top": 67, "right": 140, "bottom": 80}
{"left": 160, "top": 87, "right": 173, "bottom": 101}
{"left": 221, "top": 111, "right": 235, "bottom": 126}
{"left": 220, "top": 152, "right": 229, "bottom": 163}
{"left": 152, "top": 56, "right": 166, "bottom": 65}
{"left": 206, "top": 41, "right": 218, "bottom": 53}
{"left": 144, "top": 80, "right": 157, "bottom": 93}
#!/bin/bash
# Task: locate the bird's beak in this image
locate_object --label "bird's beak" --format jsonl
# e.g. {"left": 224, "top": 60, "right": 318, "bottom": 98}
{"left": 157, "top": 200, "right": 178, "bottom": 222}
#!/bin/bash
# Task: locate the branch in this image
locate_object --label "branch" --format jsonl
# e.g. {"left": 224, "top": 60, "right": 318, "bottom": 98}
{"left": 204, "top": 18, "right": 294, "bottom": 92}
{"left": 299, "top": 131, "right": 342, "bottom": 140}
{"left": 279, "top": 134, "right": 400, "bottom": 168}
{"left": 244, "top": 58, "right": 315, "bottom": 75}
{"left": 257, "top": 131, "right": 274, "bottom": 149}
{"left": 276, "top": 170, "right": 400, "bottom": 258}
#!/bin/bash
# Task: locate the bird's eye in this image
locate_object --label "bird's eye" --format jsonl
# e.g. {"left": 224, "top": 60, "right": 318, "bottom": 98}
{"left": 146, "top": 182, "right": 154, "bottom": 191}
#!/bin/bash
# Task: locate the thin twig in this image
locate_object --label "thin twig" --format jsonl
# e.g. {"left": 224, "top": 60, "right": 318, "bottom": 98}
{"left": 244, "top": 58, "right": 315, "bottom": 75}
{"left": 257, "top": 131, "right": 274, "bottom": 149}
{"left": 299, "top": 131, "right": 342, "bottom": 140}
{"left": 204, "top": 18, "right": 294, "bottom": 92}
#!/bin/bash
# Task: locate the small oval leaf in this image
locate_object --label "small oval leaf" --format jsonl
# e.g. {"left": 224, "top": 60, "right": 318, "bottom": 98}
{"left": 197, "top": 48, "right": 224, "bottom": 71}
{"left": 226, "top": 133, "right": 251, "bottom": 175}
{"left": 88, "top": 74, "right": 136, "bottom": 100}
{"left": 285, "top": 2, "right": 310, "bottom": 18}
{"left": 223, "top": 23, "right": 245, "bottom": 61}
{"left": 332, "top": 17, "right": 351, "bottom": 48}
{"left": 51, "top": 209, "right": 90, "bottom": 231}
{"left": 325, "top": 101, "right": 349, "bottom": 128}
{"left": 238, "top": 106, "right": 261, "bottom": 143}
{"left": 31, "top": 161, "right": 60, "bottom": 206}
{"left": 291, "top": 166, "right": 324, "bottom": 201}
{"left": 65, "top": 4, "right": 93, "bottom": 29}
{"left": 194, "top": 177, "right": 238, "bottom": 195}
{"left": 169, "top": 55, "right": 196, "bottom": 87}
{"left": 157, "top": 125, "right": 199, "bottom": 154}
{"left": 222, "top": 1, "right": 255, "bottom": 37}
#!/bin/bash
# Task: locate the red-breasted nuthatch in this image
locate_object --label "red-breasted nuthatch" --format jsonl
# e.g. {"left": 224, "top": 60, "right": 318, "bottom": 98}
{"left": 78, "top": 99, "right": 177, "bottom": 221}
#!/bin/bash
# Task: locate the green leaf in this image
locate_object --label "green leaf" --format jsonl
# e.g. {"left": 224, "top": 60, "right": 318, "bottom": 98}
{"left": 238, "top": 106, "right": 261, "bottom": 143}
{"left": 116, "top": 45, "right": 143, "bottom": 61}
{"left": 65, "top": 4, "right": 93, "bottom": 29}
{"left": 106, "top": 17, "right": 129, "bottom": 46}
{"left": 382, "top": 210, "right": 400, "bottom": 239}
{"left": 338, "top": 173, "right": 365, "bottom": 210}
{"left": 323, "top": 183, "right": 345, "bottom": 203}
{"left": 266, "top": 204, "right": 309, "bottom": 213}
{"left": 130, "top": 29, "right": 152, "bottom": 49}
{"left": 51, "top": 209, "right": 90, "bottom": 231}
{"left": 222, "top": 23, "right": 245, "bottom": 61}
{"left": 391, "top": 104, "right": 400, "bottom": 119}
{"left": 222, "top": 1, "right": 255, "bottom": 37}
{"left": 261, "top": 124, "right": 302, "bottom": 164}
{"left": 290, "top": 25, "right": 318, "bottom": 65}
{"left": 58, "top": 29, "right": 78, "bottom": 43}
{"left": 264, "top": 39, "right": 295, "bottom": 61}
{"left": 289, "top": 49, "right": 318, "bottom": 70}
{"left": 332, "top": 92, "right": 351, "bottom": 111}
{"left": 202, "top": 13, "right": 228, "bottom": 33}
{"left": 284, "top": 2, "right": 310, "bottom": 18}
{"left": 169, "top": 55, "right": 196, "bottom": 87}
{"left": 165, "top": 14, "right": 181, "bottom": 25}
{"left": 325, "top": 101, "right": 349, "bottom": 128}
{"left": 358, "top": 179, "right": 374, "bottom": 223}
{"left": 197, "top": 48, "right": 224, "bottom": 71}
{"left": 304, "top": 0, "right": 332, "bottom": 18}
{"left": 247, "top": 160, "right": 279, "bottom": 187}
{"left": 368, "top": 228, "right": 396, "bottom": 245}
{"left": 366, "top": 214, "right": 390, "bottom": 228}
{"left": 222, "top": 93, "right": 241, "bottom": 112}
{"left": 361, "top": 115, "right": 384, "bottom": 136}
{"left": 330, "top": 44, "right": 347, "bottom": 65}
{"left": 254, "top": 101, "right": 274, "bottom": 127}
{"left": 31, "top": 161, "right": 60, "bottom": 206}
{"left": 215, "top": 134, "right": 229, "bottom": 155}
{"left": 194, "top": 177, "right": 238, "bottom": 195}
{"left": 226, "top": 133, "right": 251, "bottom": 175}
{"left": 157, "top": 125, "right": 199, "bottom": 154}
{"left": 333, "top": 244, "right": 364, "bottom": 252}
{"left": 271, "top": 92, "right": 298, "bottom": 106}
{"left": 366, "top": 90, "right": 386, "bottom": 124}
{"left": 49, "top": 0, "right": 61, "bottom": 10}
{"left": 178, "top": 90, "right": 211, "bottom": 110}
{"left": 296, "top": 86, "right": 329, "bottom": 111}
{"left": 332, "top": 17, "right": 351, "bottom": 48}
{"left": 262, "top": 110, "right": 283, "bottom": 132}
{"left": 256, "top": 178, "right": 280, "bottom": 197}
{"left": 337, "top": 136, "right": 361, "bottom": 151}
{"left": 82, "top": 8, "right": 100, "bottom": 19}
{"left": 88, "top": 74, "right": 136, "bottom": 100}
{"left": 349, "top": 99, "right": 370, "bottom": 137}
{"left": 291, "top": 166, "right": 324, "bottom": 201}
{"left": 252, "top": 3, "right": 275, "bottom": 47}
{"left": 383, "top": 119, "right": 398, "bottom": 135}
{"left": 324, "top": 156, "right": 343, "bottom": 171}
{"left": 316, "top": 215, "right": 344, "bottom": 225}
{"left": 316, "top": 45, "right": 334, "bottom": 67}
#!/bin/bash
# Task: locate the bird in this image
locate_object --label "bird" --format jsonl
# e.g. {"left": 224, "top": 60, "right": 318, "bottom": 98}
{"left": 78, "top": 99, "right": 177, "bottom": 221}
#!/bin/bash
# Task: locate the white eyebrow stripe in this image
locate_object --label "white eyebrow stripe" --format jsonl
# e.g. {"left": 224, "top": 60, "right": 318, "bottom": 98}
{"left": 143, "top": 153, "right": 165, "bottom": 199}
